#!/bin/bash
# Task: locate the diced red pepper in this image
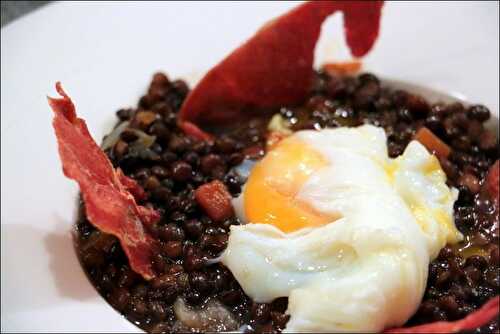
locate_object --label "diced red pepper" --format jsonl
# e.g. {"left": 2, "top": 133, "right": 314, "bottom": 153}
{"left": 194, "top": 180, "right": 234, "bottom": 222}
{"left": 178, "top": 121, "right": 214, "bottom": 142}
{"left": 485, "top": 160, "right": 499, "bottom": 206}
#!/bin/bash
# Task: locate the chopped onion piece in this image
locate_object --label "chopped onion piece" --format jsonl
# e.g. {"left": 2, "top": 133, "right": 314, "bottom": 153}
{"left": 173, "top": 298, "right": 239, "bottom": 332}
{"left": 101, "top": 121, "right": 130, "bottom": 151}
{"left": 128, "top": 129, "right": 156, "bottom": 151}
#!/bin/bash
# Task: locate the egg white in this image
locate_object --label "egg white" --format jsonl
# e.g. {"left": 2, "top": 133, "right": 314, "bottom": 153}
{"left": 222, "top": 125, "right": 461, "bottom": 332}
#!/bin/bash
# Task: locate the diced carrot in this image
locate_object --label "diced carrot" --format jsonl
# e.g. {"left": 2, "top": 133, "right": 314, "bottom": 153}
{"left": 322, "top": 60, "right": 362, "bottom": 76}
{"left": 414, "top": 127, "right": 451, "bottom": 159}
{"left": 194, "top": 180, "right": 234, "bottom": 222}
{"left": 485, "top": 160, "right": 499, "bottom": 206}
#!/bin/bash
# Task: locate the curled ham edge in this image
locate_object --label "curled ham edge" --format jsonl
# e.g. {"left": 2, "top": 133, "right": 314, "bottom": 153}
{"left": 178, "top": 0, "right": 385, "bottom": 141}
{"left": 385, "top": 296, "right": 499, "bottom": 333}
{"left": 49, "top": 0, "right": 498, "bottom": 330}
{"left": 49, "top": 82, "right": 159, "bottom": 280}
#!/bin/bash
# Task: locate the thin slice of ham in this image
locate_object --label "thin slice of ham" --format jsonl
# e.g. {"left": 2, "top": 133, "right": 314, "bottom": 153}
{"left": 178, "top": 0, "right": 384, "bottom": 139}
{"left": 386, "top": 296, "right": 499, "bottom": 333}
{"left": 49, "top": 82, "right": 159, "bottom": 280}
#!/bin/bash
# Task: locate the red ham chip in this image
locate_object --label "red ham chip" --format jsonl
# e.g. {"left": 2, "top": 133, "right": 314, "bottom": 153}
{"left": 117, "top": 168, "right": 148, "bottom": 203}
{"left": 386, "top": 296, "right": 499, "bottom": 333}
{"left": 49, "top": 83, "right": 159, "bottom": 280}
{"left": 179, "top": 1, "right": 384, "bottom": 134}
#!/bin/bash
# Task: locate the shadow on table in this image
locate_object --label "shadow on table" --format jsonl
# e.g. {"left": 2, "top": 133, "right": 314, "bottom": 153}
{"left": 1, "top": 220, "right": 98, "bottom": 313}
{"left": 44, "top": 219, "right": 97, "bottom": 301}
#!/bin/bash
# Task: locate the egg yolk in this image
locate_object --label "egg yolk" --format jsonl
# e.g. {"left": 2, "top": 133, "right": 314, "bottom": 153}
{"left": 243, "top": 137, "right": 333, "bottom": 233}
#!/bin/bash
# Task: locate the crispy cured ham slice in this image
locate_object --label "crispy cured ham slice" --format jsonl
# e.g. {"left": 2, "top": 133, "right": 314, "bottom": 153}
{"left": 386, "top": 296, "right": 499, "bottom": 333}
{"left": 49, "top": 83, "right": 159, "bottom": 280}
{"left": 178, "top": 1, "right": 384, "bottom": 139}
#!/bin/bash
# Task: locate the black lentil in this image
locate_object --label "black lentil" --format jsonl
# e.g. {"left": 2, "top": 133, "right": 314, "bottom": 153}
{"left": 75, "top": 71, "right": 499, "bottom": 333}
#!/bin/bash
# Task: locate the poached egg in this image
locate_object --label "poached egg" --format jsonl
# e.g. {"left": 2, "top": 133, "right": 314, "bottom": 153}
{"left": 222, "top": 124, "right": 461, "bottom": 332}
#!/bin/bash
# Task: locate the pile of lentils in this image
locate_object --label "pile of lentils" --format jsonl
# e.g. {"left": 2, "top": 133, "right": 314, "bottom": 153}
{"left": 75, "top": 71, "right": 499, "bottom": 333}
